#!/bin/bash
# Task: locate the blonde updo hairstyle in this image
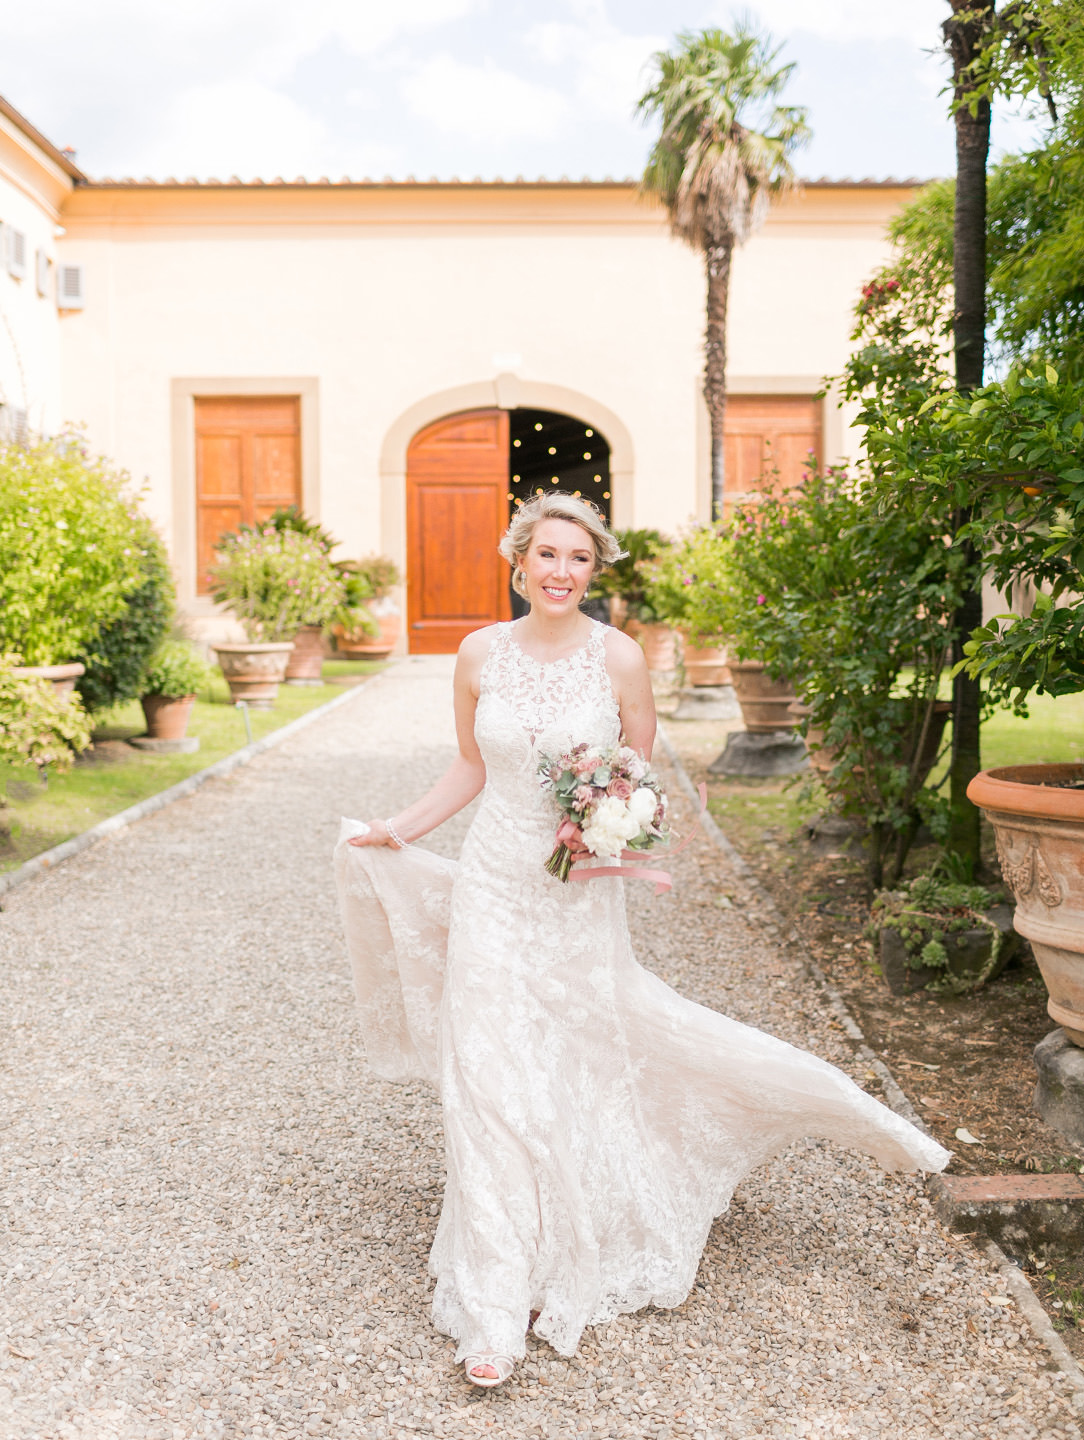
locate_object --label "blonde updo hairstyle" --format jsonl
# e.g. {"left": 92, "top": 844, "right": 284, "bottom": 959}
{"left": 499, "top": 492, "right": 626, "bottom": 600}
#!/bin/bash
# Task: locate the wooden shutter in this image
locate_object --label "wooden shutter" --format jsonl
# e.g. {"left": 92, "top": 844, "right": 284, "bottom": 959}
{"left": 406, "top": 410, "right": 511, "bottom": 653}
{"left": 195, "top": 396, "right": 301, "bottom": 593}
{"left": 723, "top": 396, "right": 822, "bottom": 511}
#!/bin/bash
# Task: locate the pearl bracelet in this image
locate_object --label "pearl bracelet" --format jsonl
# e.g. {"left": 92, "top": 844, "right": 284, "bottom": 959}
{"left": 385, "top": 818, "right": 410, "bottom": 850}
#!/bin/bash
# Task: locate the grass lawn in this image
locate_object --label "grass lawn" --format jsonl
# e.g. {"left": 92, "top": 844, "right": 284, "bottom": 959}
{"left": 0, "top": 659, "right": 383, "bottom": 874}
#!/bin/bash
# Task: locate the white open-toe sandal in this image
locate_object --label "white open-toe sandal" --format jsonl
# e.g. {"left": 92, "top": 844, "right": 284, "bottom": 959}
{"left": 463, "top": 1353, "right": 516, "bottom": 1388}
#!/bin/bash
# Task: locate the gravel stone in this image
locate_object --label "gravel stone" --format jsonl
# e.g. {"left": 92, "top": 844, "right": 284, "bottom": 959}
{"left": 1, "top": 657, "right": 1081, "bottom": 1438}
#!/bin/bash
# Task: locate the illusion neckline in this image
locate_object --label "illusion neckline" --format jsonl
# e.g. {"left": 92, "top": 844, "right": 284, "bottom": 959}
{"left": 506, "top": 619, "right": 602, "bottom": 669}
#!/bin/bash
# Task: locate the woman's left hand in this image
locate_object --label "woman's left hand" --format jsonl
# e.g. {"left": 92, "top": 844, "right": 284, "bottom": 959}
{"left": 347, "top": 821, "right": 397, "bottom": 849}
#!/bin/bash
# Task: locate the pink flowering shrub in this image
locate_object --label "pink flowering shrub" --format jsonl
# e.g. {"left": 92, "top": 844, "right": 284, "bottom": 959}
{"left": 208, "top": 525, "right": 347, "bottom": 642}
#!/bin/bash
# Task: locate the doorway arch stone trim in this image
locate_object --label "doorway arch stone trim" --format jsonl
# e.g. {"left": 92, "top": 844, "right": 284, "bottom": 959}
{"left": 379, "top": 378, "right": 636, "bottom": 622}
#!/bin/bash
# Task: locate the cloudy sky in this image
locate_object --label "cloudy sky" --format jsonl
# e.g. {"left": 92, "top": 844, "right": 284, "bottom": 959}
{"left": 2, "top": 0, "right": 1048, "bottom": 184}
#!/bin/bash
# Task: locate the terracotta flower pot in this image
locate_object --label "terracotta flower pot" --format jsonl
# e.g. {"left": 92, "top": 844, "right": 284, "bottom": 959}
{"left": 334, "top": 611, "right": 401, "bottom": 661}
{"left": 140, "top": 694, "right": 196, "bottom": 741}
{"left": 625, "top": 618, "right": 678, "bottom": 673}
{"left": 729, "top": 660, "right": 799, "bottom": 733}
{"left": 213, "top": 642, "right": 294, "bottom": 709}
{"left": 11, "top": 661, "right": 85, "bottom": 701}
{"left": 680, "top": 636, "right": 731, "bottom": 688}
{"left": 967, "top": 763, "right": 1084, "bottom": 1046}
{"left": 285, "top": 625, "right": 326, "bottom": 684}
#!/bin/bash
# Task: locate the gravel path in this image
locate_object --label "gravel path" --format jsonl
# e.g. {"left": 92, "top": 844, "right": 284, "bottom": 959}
{"left": 1, "top": 657, "right": 1081, "bottom": 1440}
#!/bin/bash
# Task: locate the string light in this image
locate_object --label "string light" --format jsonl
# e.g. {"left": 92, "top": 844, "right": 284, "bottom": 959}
{"left": 548, "top": 446, "right": 556, "bottom": 455}
{"left": 551, "top": 476, "right": 559, "bottom": 483}
{"left": 513, "top": 474, "right": 520, "bottom": 481}
{"left": 513, "top": 439, "right": 521, "bottom": 447}
{"left": 534, "top": 423, "right": 543, "bottom": 431}
{"left": 585, "top": 428, "right": 593, "bottom": 437}
{"left": 583, "top": 452, "right": 591, "bottom": 460}
{"left": 593, "top": 474, "right": 601, "bottom": 482}
{"left": 573, "top": 490, "right": 581, "bottom": 497}
{"left": 603, "top": 491, "right": 611, "bottom": 499}
{"left": 506, "top": 491, "right": 514, "bottom": 500}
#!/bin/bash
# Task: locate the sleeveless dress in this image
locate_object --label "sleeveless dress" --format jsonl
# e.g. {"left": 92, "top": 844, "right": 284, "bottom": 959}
{"left": 334, "top": 620, "right": 950, "bottom": 1363}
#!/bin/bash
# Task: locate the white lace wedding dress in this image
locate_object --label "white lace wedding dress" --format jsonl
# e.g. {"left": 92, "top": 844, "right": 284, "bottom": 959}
{"left": 334, "top": 620, "right": 950, "bottom": 1363}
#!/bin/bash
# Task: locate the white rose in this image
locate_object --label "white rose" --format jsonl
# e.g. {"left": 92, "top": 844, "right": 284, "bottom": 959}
{"left": 582, "top": 795, "right": 640, "bottom": 857}
{"left": 627, "top": 787, "right": 658, "bottom": 831}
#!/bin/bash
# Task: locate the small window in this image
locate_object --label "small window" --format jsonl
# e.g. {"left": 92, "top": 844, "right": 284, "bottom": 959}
{"left": 5, "top": 226, "right": 27, "bottom": 280}
{"left": 57, "top": 263, "right": 84, "bottom": 310}
{"left": 35, "top": 248, "right": 50, "bottom": 298}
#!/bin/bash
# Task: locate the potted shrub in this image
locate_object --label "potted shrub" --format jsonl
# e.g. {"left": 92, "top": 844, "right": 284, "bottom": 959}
{"left": 133, "top": 640, "right": 214, "bottom": 752}
{"left": 0, "top": 435, "right": 150, "bottom": 696}
{"left": 870, "top": 875, "right": 1018, "bottom": 996}
{"left": 207, "top": 525, "right": 346, "bottom": 707}
{"left": 591, "top": 528, "right": 677, "bottom": 675}
{"left": 0, "top": 653, "right": 92, "bottom": 846}
{"left": 642, "top": 529, "right": 732, "bottom": 686}
{"left": 333, "top": 555, "right": 400, "bottom": 660}
{"left": 252, "top": 507, "right": 351, "bottom": 683}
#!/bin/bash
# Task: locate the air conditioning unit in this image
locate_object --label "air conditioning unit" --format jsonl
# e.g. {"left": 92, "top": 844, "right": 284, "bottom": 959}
{"left": 35, "top": 248, "right": 50, "bottom": 297}
{"left": 56, "top": 263, "right": 84, "bottom": 310}
{"left": 5, "top": 225, "right": 27, "bottom": 280}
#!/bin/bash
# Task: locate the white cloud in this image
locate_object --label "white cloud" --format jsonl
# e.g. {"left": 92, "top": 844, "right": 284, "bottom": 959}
{"left": 736, "top": 0, "right": 950, "bottom": 47}
{"left": 525, "top": 17, "right": 668, "bottom": 128}
{"left": 103, "top": 79, "right": 396, "bottom": 182}
{"left": 400, "top": 56, "right": 571, "bottom": 142}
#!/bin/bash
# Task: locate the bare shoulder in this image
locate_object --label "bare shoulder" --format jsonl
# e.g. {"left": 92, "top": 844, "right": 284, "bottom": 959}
{"left": 601, "top": 624, "right": 649, "bottom": 679}
{"left": 456, "top": 624, "right": 504, "bottom": 692}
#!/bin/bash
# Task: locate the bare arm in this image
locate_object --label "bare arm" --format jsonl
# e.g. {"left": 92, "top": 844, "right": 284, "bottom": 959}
{"left": 603, "top": 627, "right": 657, "bottom": 759}
{"left": 348, "top": 630, "right": 490, "bottom": 848}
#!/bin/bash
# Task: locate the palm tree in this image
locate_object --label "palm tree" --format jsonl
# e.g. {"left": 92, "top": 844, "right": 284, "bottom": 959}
{"left": 638, "top": 26, "right": 810, "bottom": 520}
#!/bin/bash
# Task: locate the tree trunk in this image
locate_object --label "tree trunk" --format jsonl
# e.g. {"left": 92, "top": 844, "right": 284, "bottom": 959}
{"left": 704, "top": 235, "right": 733, "bottom": 522}
{"left": 945, "top": 0, "right": 994, "bottom": 868}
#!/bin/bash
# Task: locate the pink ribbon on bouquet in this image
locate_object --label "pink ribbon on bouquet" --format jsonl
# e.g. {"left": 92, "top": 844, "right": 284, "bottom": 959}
{"left": 566, "top": 782, "right": 708, "bottom": 896}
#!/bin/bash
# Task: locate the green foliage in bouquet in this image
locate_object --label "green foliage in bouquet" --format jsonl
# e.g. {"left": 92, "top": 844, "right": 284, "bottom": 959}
{"left": 0, "top": 436, "right": 148, "bottom": 666}
{"left": 208, "top": 526, "right": 348, "bottom": 642}
{"left": 141, "top": 639, "right": 215, "bottom": 699}
{"left": 76, "top": 512, "right": 175, "bottom": 712}
{"left": 590, "top": 528, "right": 666, "bottom": 620}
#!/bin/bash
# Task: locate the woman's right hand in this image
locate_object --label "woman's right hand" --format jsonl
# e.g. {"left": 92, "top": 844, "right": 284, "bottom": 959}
{"left": 347, "top": 821, "right": 399, "bottom": 849}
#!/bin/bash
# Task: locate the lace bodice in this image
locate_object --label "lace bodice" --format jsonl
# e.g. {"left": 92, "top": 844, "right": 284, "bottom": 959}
{"left": 474, "top": 620, "right": 620, "bottom": 816}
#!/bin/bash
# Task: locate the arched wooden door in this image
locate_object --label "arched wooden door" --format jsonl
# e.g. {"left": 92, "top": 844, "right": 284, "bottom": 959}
{"left": 406, "top": 409, "right": 511, "bottom": 653}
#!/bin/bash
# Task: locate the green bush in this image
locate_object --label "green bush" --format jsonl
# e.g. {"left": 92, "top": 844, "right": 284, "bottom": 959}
{"left": 678, "top": 469, "right": 971, "bottom": 889}
{"left": 0, "top": 652, "right": 92, "bottom": 776}
{"left": 76, "top": 513, "right": 175, "bottom": 712}
{"left": 0, "top": 436, "right": 149, "bottom": 665}
{"left": 141, "top": 639, "right": 214, "bottom": 698}
{"left": 208, "top": 525, "right": 347, "bottom": 641}
{"left": 641, "top": 526, "right": 730, "bottom": 631}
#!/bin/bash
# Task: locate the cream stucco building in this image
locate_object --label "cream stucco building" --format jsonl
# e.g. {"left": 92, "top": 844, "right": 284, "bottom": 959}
{"left": 1, "top": 93, "right": 919, "bottom": 651}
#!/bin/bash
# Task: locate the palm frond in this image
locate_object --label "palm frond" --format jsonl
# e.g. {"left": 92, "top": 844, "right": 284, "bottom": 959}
{"left": 638, "top": 22, "right": 811, "bottom": 251}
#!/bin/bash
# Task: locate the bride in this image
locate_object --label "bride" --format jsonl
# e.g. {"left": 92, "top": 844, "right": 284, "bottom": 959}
{"left": 336, "top": 491, "right": 949, "bottom": 1390}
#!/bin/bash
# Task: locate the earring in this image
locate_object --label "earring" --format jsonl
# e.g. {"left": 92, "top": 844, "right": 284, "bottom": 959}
{"left": 516, "top": 568, "right": 526, "bottom": 587}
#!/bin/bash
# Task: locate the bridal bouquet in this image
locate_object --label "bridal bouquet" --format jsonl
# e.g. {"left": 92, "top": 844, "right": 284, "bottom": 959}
{"left": 538, "top": 743, "right": 670, "bottom": 882}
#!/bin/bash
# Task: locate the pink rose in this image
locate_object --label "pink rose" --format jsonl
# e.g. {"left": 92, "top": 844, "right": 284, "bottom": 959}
{"left": 607, "top": 777, "right": 634, "bottom": 800}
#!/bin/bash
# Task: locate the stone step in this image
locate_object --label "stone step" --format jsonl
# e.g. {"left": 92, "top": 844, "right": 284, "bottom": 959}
{"left": 932, "top": 1172, "right": 1084, "bottom": 1258}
